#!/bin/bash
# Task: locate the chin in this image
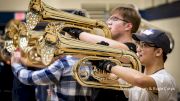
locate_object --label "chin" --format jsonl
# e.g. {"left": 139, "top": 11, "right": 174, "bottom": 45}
{"left": 140, "top": 59, "right": 148, "bottom": 66}
{"left": 139, "top": 58, "right": 145, "bottom": 63}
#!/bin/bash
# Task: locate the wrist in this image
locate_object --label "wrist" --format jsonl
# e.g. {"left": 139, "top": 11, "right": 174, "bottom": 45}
{"left": 78, "top": 31, "right": 84, "bottom": 39}
{"left": 74, "top": 29, "right": 83, "bottom": 39}
{"left": 11, "top": 63, "right": 24, "bottom": 77}
{"left": 111, "top": 65, "right": 122, "bottom": 74}
{"left": 11, "top": 62, "right": 22, "bottom": 67}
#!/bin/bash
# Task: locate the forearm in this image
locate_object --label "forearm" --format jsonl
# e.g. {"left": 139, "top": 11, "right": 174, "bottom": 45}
{"left": 79, "top": 32, "right": 129, "bottom": 50}
{"left": 111, "top": 66, "right": 147, "bottom": 88}
{"left": 11, "top": 63, "right": 35, "bottom": 85}
{"left": 11, "top": 60, "right": 63, "bottom": 85}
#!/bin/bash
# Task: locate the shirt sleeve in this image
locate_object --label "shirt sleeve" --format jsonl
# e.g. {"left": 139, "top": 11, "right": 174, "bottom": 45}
{"left": 11, "top": 59, "right": 64, "bottom": 85}
{"left": 118, "top": 78, "right": 129, "bottom": 98}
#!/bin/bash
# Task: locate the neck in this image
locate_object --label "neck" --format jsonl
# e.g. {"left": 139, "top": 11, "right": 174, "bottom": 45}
{"left": 116, "top": 32, "right": 132, "bottom": 43}
{"left": 144, "top": 59, "right": 164, "bottom": 75}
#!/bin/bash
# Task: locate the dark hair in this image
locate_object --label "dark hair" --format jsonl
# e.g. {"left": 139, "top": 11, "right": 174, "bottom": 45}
{"left": 154, "top": 47, "right": 167, "bottom": 62}
{"left": 163, "top": 52, "right": 167, "bottom": 62}
{"left": 111, "top": 4, "right": 141, "bottom": 33}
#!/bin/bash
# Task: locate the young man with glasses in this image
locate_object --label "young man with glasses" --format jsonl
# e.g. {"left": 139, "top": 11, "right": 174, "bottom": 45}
{"left": 94, "top": 29, "right": 177, "bottom": 101}
{"left": 64, "top": 4, "right": 141, "bottom": 52}
{"left": 63, "top": 4, "right": 141, "bottom": 101}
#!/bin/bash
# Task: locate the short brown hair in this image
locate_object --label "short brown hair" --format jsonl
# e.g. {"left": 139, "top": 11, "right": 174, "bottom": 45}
{"left": 111, "top": 4, "right": 141, "bottom": 33}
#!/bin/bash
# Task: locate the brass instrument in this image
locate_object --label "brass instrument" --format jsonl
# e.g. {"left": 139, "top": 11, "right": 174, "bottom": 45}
{"left": 3, "top": 0, "right": 142, "bottom": 90}
{"left": 26, "top": 0, "right": 111, "bottom": 38}
{"left": 0, "top": 20, "right": 21, "bottom": 61}
{"left": 34, "top": 22, "right": 142, "bottom": 90}
{"left": 0, "top": 36, "right": 8, "bottom": 61}
{"left": 5, "top": 20, "right": 141, "bottom": 90}
{"left": 4, "top": 19, "right": 45, "bottom": 66}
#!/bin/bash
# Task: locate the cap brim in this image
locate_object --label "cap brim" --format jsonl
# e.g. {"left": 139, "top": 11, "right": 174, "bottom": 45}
{"left": 132, "top": 33, "right": 153, "bottom": 43}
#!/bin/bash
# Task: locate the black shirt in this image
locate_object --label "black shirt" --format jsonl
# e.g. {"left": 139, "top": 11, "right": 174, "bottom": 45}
{"left": 124, "top": 42, "right": 137, "bottom": 53}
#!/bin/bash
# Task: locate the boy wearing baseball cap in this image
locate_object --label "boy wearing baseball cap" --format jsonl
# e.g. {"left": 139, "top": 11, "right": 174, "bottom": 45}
{"left": 95, "top": 29, "right": 177, "bottom": 101}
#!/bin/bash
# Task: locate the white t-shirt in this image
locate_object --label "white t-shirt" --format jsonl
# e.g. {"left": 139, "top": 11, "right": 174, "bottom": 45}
{"left": 127, "top": 69, "right": 177, "bottom": 101}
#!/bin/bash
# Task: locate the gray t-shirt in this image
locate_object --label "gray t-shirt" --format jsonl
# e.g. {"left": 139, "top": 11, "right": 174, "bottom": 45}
{"left": 128, "top": 69, "right": 177, "bottom": 101}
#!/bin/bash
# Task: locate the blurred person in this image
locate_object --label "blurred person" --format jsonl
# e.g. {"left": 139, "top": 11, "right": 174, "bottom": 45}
{"left": 0, "top": 59, "right": 13, "bottom": 101}
{"left": 12, "top": 74, "right": 36, "bottom": 101}
{"left": 10, "top": 10, "right": 92, "bottom": 101}
{"left": 0, "top": 32, "right": 12, "bottom": 101}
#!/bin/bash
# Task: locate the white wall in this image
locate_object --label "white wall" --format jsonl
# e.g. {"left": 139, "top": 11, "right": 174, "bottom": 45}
{"left": 0, "top": 0, "right": 178, "bottom": 11}
{"left": 0, "top": 0, "right": 29, "bottom": 11}
{"left": 150, "top": 17, "right": 180, "bottom": 91}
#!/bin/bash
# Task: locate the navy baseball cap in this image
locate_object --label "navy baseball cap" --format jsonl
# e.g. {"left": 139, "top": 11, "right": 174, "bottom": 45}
{"left": 133, "top": 29, "right": 171, "bottom": 54}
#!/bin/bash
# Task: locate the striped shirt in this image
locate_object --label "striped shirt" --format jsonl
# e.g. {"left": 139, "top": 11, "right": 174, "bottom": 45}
{"left": 11, "top": 55, "right": 92, "bottom": 101}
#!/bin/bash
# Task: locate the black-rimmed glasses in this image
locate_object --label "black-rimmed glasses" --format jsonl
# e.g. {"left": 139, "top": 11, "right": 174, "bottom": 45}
{"left": 107, "top": 16, "right": 129, "bottom": 23}
{"left": 136, "top": 41, "right": 158, "bottom": 48}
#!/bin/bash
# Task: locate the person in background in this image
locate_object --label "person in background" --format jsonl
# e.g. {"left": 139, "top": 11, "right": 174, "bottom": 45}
{"left": 10, "top": 14, "right": 132, "bottom": 101}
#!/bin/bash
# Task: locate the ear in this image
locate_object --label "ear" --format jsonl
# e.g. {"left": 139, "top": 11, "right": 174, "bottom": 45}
{"left": 155, "top": 48, "right": 163, "bottom": 57}
{"left": 124, "top": 23, "right": 133, "bottom": 31}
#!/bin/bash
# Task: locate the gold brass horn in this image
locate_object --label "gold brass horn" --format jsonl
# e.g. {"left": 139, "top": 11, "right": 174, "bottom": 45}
{"left": 0, "top": 34, "right": 8, "bottom": 61}
{"left": 32, "top": 22, "right": 141, "bottom": 90}
{"left": 26, "top": 0, "right": 112, "bottom": 38}
{"left": 4, "top": 21, "right": 141, "bottom": 90}
{"left": 4, "top": 19, "right": 44, "bottom": 52}
{"left": 4, "top": 19, "right": 46, "bottom": 66}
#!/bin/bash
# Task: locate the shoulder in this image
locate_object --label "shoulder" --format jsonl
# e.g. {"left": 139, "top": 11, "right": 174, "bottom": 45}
{"left": 151, "top": 69, "right": 177, "bottom": 100}
{"left": 151, "top": 70, "right": 175, "bottom": 82}
{"left": 151, "top": 70, "right": 176, "bottom": 83}
{"left": 150, "top": 69, "right": 177, "bottom": 92}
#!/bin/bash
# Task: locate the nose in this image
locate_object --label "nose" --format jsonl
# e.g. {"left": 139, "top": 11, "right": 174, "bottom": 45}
{"left": 136, "top": 45, "right": 142, "bottom": 53}
{"left": 106, "top": 21, "right": 112, "bottom": 30}
{"left": 136, "top": 45, "right": 142, "bottom": 58}
{"left": 106, "top": 19, "right": 112, "bottom": 25}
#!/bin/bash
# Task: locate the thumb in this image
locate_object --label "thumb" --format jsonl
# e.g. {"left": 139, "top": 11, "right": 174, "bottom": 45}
{"left": 11, "top": 50, "right": 21, "bottom": 64}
